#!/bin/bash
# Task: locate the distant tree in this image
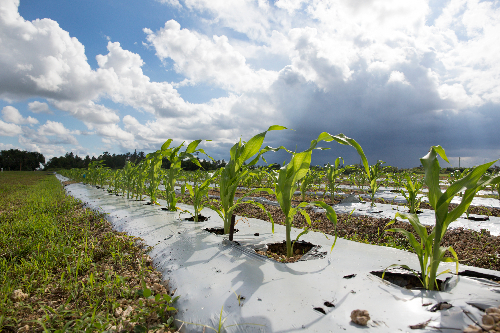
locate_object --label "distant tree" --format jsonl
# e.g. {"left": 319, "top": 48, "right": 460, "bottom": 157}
{"left": 45, "top": 152, "right": 85, "bottom": 170}
{"left": 0, "top": 149, "right": 45, "bottom": 171}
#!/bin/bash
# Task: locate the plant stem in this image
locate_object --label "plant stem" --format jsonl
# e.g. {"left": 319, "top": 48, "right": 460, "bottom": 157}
{"left": 229, "top": 215, "right": 236, "bottom": 241}
{"left": 286, "top": 216, "right": 293, "bottom": 257}
{"left": 428, "top": 219, "right": 444, "bottom": 290}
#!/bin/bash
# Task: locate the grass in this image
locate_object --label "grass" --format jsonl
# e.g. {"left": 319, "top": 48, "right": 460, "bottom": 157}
{"left": 0, "top": 172, "right": 178, "bottom": 332}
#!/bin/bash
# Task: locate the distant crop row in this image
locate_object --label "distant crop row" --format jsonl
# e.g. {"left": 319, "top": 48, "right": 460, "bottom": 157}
{"left": 61, "top": 126, "right": 500, "bottom": 291}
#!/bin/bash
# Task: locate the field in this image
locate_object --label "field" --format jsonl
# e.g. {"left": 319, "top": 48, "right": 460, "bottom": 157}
{"left": 3, "top": 130, "right": 500, "bottom": 332}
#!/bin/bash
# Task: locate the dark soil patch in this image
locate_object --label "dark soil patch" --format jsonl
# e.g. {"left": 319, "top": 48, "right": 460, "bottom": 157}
{"left": 204, "top": 227, "right": 238, "bottom": 235}
{"left": 184, "top": 214, "right": 210, "bottom": 222}
{"left": 256, "top": 240, "right": 315, "bottom": 263}
{"left": 370, "top": 268, "right": 446, "bottom": 290}
{"left": 467, "top": 216, "right": 490, "bottom": 221}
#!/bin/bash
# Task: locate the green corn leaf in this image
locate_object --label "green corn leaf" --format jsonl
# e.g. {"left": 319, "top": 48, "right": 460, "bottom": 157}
{"left": 161, "top": 139, "right": 173, "bottom": 151}
{"left": 420, "top": 146, "right": 447, "bottom": 209}
{"left": 394, "top": 212, "right": 428, "bottom": 241}
{"left": 331, "top": 133, "right": 370, "bottom": 178}
{"left": 267, "top": 125, "right": 288, "bottom": 131}
{"left": 186, "top": 184, "right": 194, "bottom": 197}
{"left": 297, "top": 206, "right": 312, "bottom": 226}
{"left": 311, "top": 201, "right": 339, "bottom": 251}
{"left": 386, "top": 227, "right": 424, "bottom": 257}
{"left": 185, "top": 139, "right": 202, "bottom": 154}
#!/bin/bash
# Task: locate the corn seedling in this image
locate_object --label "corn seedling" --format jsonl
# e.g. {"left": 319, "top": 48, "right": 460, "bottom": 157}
{"left": 271, "top": 132, "right": 363, "bottom": 257}
{"left": 186, "top": 170, "right": 219, "bottom": 221}
{"left": 122, "top": 161, "right": 135, "bottom": 199}
{"left": 144, "top": 151, "right": 163, "bottom": 205}
{"left": 399, "top": 172, "right": 425, "bottom": 214}
{"left": 353, "top": 167, "right": 368, "bottom": 193}
{"left": 325, "top": 157, "right": 350, "bottom": 203}
{"left": 385, "top": 146, "right": 500, "bottom": 290}
{"left": 367, "top": 160, "right": 386, "bottom": 206}
{"left": 211, "top": 125, "right": 287, "bottom": 240}
{"left": 161, "top": 139, "right": 210, "bottom": 211}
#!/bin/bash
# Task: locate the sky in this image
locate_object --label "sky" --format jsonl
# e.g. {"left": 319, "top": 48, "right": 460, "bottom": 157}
{"left": 0, "top": 0, "right": 499, "bottom": 169}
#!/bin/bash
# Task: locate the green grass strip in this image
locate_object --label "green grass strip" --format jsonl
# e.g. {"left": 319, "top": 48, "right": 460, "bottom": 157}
{"left": 0, "top": 172, "right": 178, "bottom": 332}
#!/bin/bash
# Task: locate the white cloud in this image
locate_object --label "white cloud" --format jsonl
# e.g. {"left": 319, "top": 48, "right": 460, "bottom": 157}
{"left": 387, "top": 71, "right": 410, "bottom": 85}
{"left": 0, "top": 142, "right": 17, "bottom": 150}
{"left": 0, "top": 0, "right": 107, "bottom": 102}
{"left": 28, "top": 101, "right": 52, "bottom": 114}
{"left": 1, "top": 106, "right": 38, "bottom": 125}
{"left": 275, "top": 0, "right": 306, "bottom": 14}
{"left": 438, "top": 83, "right": 482, "bottom": 108}
{"left": 18, "top": 135, "right": 67, "bottom": 159}
{"left": 144, "top": 21, "right": 278, "bottom": 93}
{"left": 96, "top": 41, "right": 195, "bottom": 118}
{"left": 51, "top": 99, "right": 120, "bottom": 125}
{"left": 0, "top": 119, "right": 22, "bottom": 136}
{"left": 182, "top": 0, "right": 277, "bottom": 41}
{"left": 155, "top": 0, "right": 182, "bottom": 8}
{"left": 38, "top": 120, "right": 70, "bottom": 136}
{"left": 37, "top": 120, "right": 79, "bottom": 145}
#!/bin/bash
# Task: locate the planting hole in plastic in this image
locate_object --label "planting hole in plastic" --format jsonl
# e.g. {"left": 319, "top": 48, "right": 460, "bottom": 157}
{"left": 467, "top": 216, "right": 490, "bottom": 221}
{"left": 458, "top": 270, "right": 500, "bottom": 283}
{"left": 183, "top": 215, "right": 210, "bottom": 222}
{"left": 370, "top": 268, "right": 447, "bottom": 290}
{"left": 255, "top": 240, "right": 327, "bottom": 263}
{"left": 204, "top": 227, "right": 239, "bottom": 235}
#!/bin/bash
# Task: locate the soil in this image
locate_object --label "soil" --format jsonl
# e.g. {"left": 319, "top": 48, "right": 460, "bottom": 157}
{"left": 183, "top": 214, "right": 210, "bottom": 222}
{"left": 204, "top": 227, "right": 239, "bottom": 235}
{"left": 370, "top": 269, "right": 446, "bottom": 290}
{"left": 180, "top": 191, "right": 500, "bottom": 271}
{"left": 256, "top": 240, "right": 315, "bottom": 263}
{"left": 207, "top": 188, "right": 500, "bottom": 217}
{"left": 233, "top": 202, "right": 500, "bottom": 271}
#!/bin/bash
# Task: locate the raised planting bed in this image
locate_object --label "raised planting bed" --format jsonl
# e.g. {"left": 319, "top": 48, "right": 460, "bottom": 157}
{"left": 60, "top": 174, "right": 500, "bottom": 333}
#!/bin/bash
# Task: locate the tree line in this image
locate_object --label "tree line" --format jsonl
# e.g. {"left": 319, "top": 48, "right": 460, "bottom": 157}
{"left": 0, "top": 149, "right": 226, "bottom": 171}
{"left": 0, "top": 149, "right": 45, "bottom": 171}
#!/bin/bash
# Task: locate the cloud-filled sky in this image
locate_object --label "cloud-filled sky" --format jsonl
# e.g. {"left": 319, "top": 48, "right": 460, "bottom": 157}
{"left": 1, "top": 0, "right": 499, "bottom": 168}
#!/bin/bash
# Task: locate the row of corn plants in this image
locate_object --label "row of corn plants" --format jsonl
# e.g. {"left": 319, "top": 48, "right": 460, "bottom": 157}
{"left": 60, "top": 128, "right": 500, "bottom": 291}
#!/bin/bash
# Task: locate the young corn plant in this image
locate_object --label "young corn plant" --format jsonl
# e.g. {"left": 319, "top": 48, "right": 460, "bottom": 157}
{"left": 212, "top": 125, "right": 287, "bottom": 240}
{"left": 353, "top": 167, "right": 368, "bottom": 193}
{"left": 97, "top": 166, "right": 110, "bottom": 189}
{"left": 271, "top": 132, "right": 364, "bottom": 257}
{"left": 399, "top": 172, "right": 425, "bottom": 214}
{"left": 111, "top": 169, "right": 123, "bottom": 195}
{"left": 122, "top": 161, "right": 135, "bottom": 199}
{"left": 366, "top": 160, "right": 386, "bottom": 206}
{"left": 324, "top": 157, "right": 350, "bottom": 203}
{"left": 385, "top": 146, "right": 500, "bottom": 290}
{"left": 144, "top": 151, "right": 163, "bottom": 205}
{"left": 186, "top": 170, "right": 219, "bottom": 222}
{"left": 133, "top": 161, "right": 147, "bottom": 201}
{"left": 86, "top": 160, "right": 105, "bottom": 187}
{"left": 265, "top": 168, "right": 279, "bottom": 188}
{"left": 161, "top": 139, "right": 210, "bottom": 211}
